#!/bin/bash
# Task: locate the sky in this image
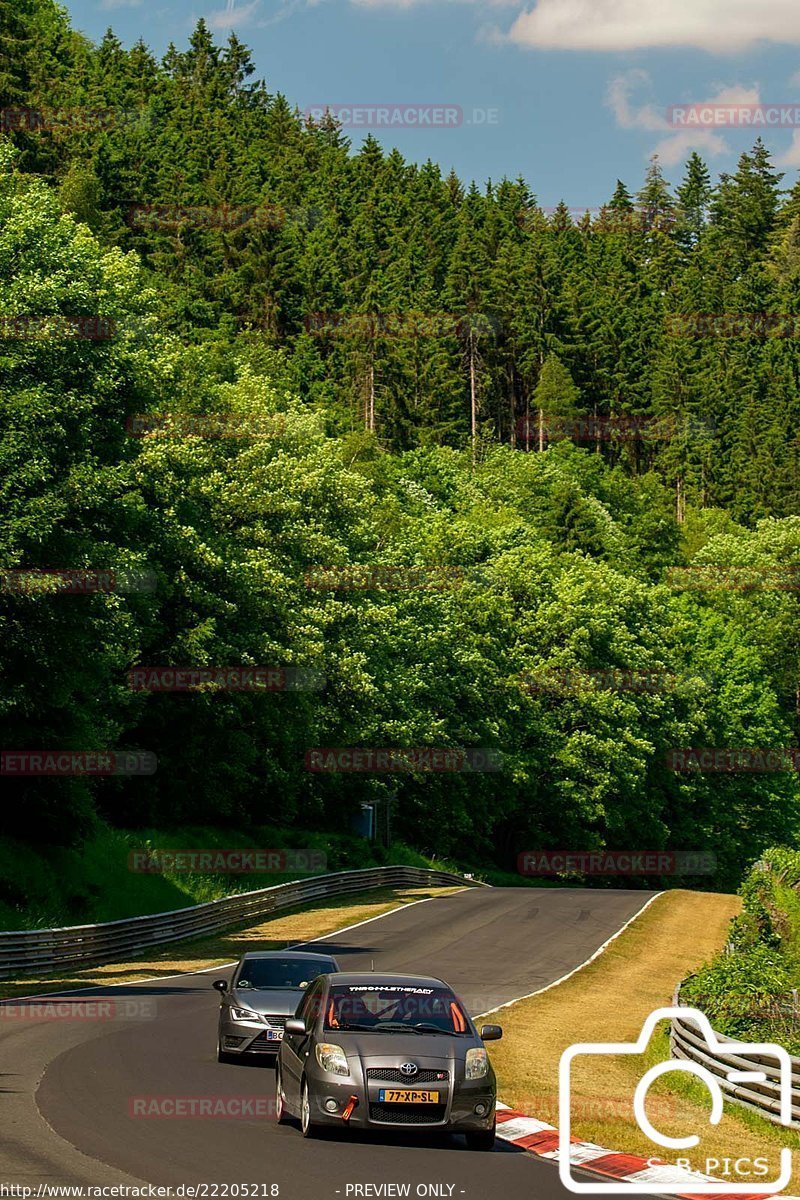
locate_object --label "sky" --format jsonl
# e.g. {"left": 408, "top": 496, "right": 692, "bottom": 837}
{"left": 62, "top": 0, "right": 800, "bottom": 207}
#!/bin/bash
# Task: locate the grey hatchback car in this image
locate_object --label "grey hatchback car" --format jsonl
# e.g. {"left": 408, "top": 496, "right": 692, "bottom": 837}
{"left": 275, "top": 972, "right": 502, "bottom": 1148}
{"left": 214, "top": 950, "right": 339, "bottom": 1062}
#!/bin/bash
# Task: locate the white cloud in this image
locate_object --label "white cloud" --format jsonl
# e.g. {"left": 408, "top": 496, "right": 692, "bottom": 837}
{"left": 206, "top": 0, "right": 260, "bottom": 28}
{"left": 98, "top": 0, "right": 142, "bottom": 9}
{"left": 605, "top": 70, "right": 761, "bottom": 164}
{"left": 651, "top": 129, "right": 729, "bottom": 167}
{"left": 506, "top": 0, "right": 800, "bottom": 53}
{"left": 606, "top": 68, "right": 666, "bottom": 133}
{"left": 776, "top": 130, "right": 800, "bottom": 168}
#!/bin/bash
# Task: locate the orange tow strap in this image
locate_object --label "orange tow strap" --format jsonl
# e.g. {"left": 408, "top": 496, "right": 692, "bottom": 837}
{"left": 342, "top": 1094, "right": 358, "bottom": 1122}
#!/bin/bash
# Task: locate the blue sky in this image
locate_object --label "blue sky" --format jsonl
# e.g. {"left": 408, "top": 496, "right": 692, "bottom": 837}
{"left": 64, "top": 0, "right": 800, "bottom": 206}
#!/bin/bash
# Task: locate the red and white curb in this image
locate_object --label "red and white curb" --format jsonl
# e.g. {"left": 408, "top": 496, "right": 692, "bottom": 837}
{"left": 495, "top": 1105, "right": 795, "bottom": 1198}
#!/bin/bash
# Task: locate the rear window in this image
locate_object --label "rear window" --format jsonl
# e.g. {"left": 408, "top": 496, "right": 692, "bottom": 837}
{"left": 235, "top": 958, "right": 333, "bottom": 990}
{"left": 323, "top": 985, "right": 470, "bottom": 1034}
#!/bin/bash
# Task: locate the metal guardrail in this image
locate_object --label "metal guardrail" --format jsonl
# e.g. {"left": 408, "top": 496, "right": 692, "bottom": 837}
{"left": 0, "top": 866, "right": 484, "bottom": 980}
{"left": 671, "top": 984, "right": 800, "bottom": 1127}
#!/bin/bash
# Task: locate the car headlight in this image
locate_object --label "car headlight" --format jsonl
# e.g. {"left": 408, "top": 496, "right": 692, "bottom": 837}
{"left": 315, "top": 1043, "right": 349, "bottom": 1076}
{"left": 230, "top": 1007, "right": 262, "bottom": 1022}
{"left": 465, "top": 1048, "right": 489, "bottom": 1079}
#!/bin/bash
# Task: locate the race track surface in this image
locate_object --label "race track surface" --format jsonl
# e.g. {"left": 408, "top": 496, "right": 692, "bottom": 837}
{"left": 1, "top": 887, "right": 658, "bottom": 1200}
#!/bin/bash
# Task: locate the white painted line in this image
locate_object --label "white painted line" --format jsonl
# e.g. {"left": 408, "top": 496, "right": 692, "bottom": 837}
{"left": 565, "top": 1143, "right": 618, "bottom": 1165}
{"left": 474, "top": 891, "right": 664, "bottom": 1018}
{"left": 496, "top": 1116, "right": 556, "bottom": 1138}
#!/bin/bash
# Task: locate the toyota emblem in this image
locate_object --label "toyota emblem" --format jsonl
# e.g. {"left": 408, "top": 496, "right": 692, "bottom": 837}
{"left": 399, "top": 1062, "right": 418, "bottom": 1077}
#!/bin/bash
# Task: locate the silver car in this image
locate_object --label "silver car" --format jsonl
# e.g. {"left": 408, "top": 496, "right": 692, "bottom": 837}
{"left": 275, "top": 972, "right": 502, "bottom": 1149}
{"left": 214, "top": 950, "right": 339, "bottom": 1062}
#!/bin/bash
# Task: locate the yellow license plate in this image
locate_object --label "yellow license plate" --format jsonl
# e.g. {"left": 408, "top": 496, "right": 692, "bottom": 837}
{"left": 378, "top": 1089, "right": 440, "bottom": 1104}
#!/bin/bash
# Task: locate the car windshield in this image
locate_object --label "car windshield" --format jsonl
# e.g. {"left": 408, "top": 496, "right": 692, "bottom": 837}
{"left": 323, "top": 985, "right": 470, "bottom": 1034}
{"left": 235, "top": 958, "right": 332, "bottom": 990}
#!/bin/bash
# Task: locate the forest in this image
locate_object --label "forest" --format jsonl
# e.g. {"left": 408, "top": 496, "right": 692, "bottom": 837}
{"left": 3, "top": 0, "right": 800, "bottom": 891}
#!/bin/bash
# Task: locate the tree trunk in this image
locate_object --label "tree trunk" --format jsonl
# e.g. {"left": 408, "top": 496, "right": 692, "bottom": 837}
{"left": 676, "top": 476, "right": 685, "bottom": 524}
{"left": 469, "top": 330, "right": 477, "bottom": 462}
{"left": 366, "top": 362, "right": 375, "bottom": 433}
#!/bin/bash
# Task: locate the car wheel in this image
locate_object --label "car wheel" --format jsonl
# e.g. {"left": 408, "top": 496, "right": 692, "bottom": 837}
{"left": 217, "top": 1038, "right": 238, "bottom": 1065}
{"left": 275, "top": 1064, "right": 290, "bottom": 1124}
{"left": 300, "top": 1079, "right": 320, "bottom": 1138}
{"left": 465, "top": 1123, "right": 496, "bottom": 1151}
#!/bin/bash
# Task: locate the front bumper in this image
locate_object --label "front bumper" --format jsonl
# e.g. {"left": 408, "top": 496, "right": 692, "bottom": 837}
{"left": 219, "top": 1016, "right": 284, "bottom": 1055}
{"left": 303, "top": 1068, "right": 496, "bottom": 1132}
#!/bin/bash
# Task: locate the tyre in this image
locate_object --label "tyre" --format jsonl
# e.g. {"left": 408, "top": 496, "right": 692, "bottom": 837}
{"left": 300, "top": 1079, "right": 320, "bottom": 1138}
{"left": 465, "top": 1123, "right": 496, "bottom": 1151}
{"left": 275, "top": 1063, "right": 291, "bottom": 1124}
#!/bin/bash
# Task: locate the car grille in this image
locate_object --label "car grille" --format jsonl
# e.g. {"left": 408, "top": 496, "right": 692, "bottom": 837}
{"left": 366, "top": 1069, "right": 449, "bottom": 1084}
{"left": 369, "top": 1102, "right": 447, "bottom": 1125}
{"left": 248, "top": 1031, "right": 283, "bottom": 1051}
{"left": 263, "top": 1015, "right": 287, "bottom": 1028}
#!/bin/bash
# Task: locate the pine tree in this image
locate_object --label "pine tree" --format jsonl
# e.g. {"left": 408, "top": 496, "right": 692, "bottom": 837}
{"left": 609, "top": 179, "right": 634, "bottom": 212}
{"left": 533, "top": 355, "right": 582, "bottom": 450}
{"left": 676, "top": 152, "right": 713, "bottom": 249}
{"left": 636, "top": 155, "right": 675, "bottom": 233}
{"left": 711, "top": 139, "right": 783, "bottom": 265}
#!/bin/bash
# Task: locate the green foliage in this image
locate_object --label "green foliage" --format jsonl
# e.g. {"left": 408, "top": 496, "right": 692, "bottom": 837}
{"left": 4, "top": 12, "right": 800, "bottom": 904}
{"left": 0, "top": 821, "right": 450, "bottom": 930}
{"left": 682, "top": 944, "right": 793, "bottom": 1042}
{"left": 683, "top": 851, "right": 800, "bottom": 1049}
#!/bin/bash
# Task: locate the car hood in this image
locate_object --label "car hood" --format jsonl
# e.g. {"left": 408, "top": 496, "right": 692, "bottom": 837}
{"left": 335, "top": 1032, "right": 477, "bottom": 1060}
{"left": 231, "top": 988, "right": 302, "bottom": 1015}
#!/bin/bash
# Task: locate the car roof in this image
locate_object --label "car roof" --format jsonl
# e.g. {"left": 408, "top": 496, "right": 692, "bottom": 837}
{"left": 239, "top": 950, "right": 338, "bottom": 961}
{"left": 325, "top": 972, "right": 448, "bottom": 988}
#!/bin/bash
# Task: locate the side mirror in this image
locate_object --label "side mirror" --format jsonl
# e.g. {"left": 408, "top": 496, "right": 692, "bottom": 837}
{"left": 285, "top": 1018, "right": 307, "bottom": 1036}
{"left": 213, "top": 980, "right": 228, "bottom": 993}
{"left": 480, "top": 1024, "right": 502, "bottom": 1041}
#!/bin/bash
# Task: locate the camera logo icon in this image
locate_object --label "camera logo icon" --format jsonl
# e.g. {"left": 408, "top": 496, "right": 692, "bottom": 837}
{"left": 558, "top": 1007, "right": 793, "bottom": 1194}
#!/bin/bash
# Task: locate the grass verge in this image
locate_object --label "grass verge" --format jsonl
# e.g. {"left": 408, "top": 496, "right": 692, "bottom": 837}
{"left": 0, "top": 821, "right": 461, "bottom": 930}
{"left": 487, "top": 889, "right": 800, "bottom": 1183}
{"left": 0, "top": 884, "right": 463, "bottom": 1000}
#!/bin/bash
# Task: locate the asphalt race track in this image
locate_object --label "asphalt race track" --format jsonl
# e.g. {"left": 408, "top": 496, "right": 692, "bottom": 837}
{"left": 1, "top": 887, "right": 658, "bottom": 1199}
